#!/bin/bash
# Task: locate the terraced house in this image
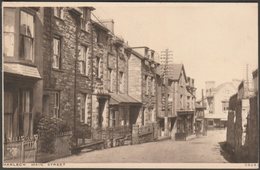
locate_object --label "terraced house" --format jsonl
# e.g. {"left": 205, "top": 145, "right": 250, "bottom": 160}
{"left": 3, "top": 7, "right": 44, "bottom": 142}
{"left": 3, "top": 6, "right": 168, "bottom": 162}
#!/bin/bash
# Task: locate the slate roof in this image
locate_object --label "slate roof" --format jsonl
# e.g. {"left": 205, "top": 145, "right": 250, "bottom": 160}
{"left": 109, "top": 93, "right": 142, "bottom": 105}
{"left": 4, "top": 63, "right": 41, "bottom": 79}
{"left": 160, "top": 64, "right": 186, "bottom": 81}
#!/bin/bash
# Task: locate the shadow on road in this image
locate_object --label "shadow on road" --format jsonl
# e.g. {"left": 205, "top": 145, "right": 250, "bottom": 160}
{"left": 218, "top": 141, "right": 235, "bottom": 163}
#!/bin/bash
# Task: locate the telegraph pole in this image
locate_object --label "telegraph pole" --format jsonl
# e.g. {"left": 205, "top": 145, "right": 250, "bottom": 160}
{"left": 161, "top": 49, "right": 173, "bottom": 136}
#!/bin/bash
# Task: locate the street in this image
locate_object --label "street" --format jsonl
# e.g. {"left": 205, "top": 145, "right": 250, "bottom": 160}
{"left": 51, "top": 129, "right": 229, "bottom": 163}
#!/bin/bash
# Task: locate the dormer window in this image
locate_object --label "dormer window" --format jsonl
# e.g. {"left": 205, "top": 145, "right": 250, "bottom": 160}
{"left": 54, "top": 8, "right": 64, "bottom": 19}
{"left": 80, "top": 8, "right": 90, "bottom": 32}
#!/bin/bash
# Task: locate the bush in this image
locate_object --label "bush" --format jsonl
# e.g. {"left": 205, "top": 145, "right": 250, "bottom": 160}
{"left": 37, "top": 115, "right": 71, "bottom": 153}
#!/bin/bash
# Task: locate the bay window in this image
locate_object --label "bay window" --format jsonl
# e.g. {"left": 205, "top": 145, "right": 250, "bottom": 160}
{"left": 20, "top": 11, "right": 34, "bottom": 61}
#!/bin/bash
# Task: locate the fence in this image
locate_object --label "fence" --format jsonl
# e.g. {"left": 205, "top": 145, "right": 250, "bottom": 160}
{"left": 4, "top": 135, "right": 38, "bottom": 163}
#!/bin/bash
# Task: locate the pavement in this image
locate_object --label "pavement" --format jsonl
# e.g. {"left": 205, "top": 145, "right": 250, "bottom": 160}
{"left": 50, "top": 129, "right": 229, "bottom": 163}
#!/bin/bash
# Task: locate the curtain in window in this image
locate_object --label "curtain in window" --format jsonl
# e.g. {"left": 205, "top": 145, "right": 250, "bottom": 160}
{"left": 21, "top": 90, "right": 31, "bottom": 137}
{"left": 4, "top": 91, "right": 14, "bottom": 140}
{"left": 20, "top": 11, "right": 34, "bottom": 60}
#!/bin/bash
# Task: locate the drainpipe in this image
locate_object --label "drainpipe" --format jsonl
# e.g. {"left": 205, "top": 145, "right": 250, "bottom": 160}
{"left": 90, "top": 20, "right": 94, "bottom": 128}
{"left": 72, "top": 9, "right": 81, "bottom": 148}
{"left": 116, "top": 46, "right": 119, "bottom": 94}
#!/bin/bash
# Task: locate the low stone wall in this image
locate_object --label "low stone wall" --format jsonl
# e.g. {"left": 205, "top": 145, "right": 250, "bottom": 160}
{"left": 132, "top": 123, "right": 158, "bottom": 145}
{"left": 36, "top": 131, "right": 72, "bottom": 163}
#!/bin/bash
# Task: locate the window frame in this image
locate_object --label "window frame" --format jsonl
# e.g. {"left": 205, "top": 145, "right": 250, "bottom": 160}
{"left": 53, "top": 7, "right": 64, "bottom": 19}
{"left": 145, "top": 75, "right": 149, "bottom": 95}
{"left": 53, "top": 91, "right": 60, "bottom": 118}
{"left": 3, "top": 7, "right": 16, "bottom": 58}
{"left": 19, "top": 9, "right": 35, "bottom": 62}
{"left": 52, "top": 36, "right": 62, "bottom": 69}
{"left": 119, "top": 71, "right": 124, "bottom": 93}
{"left": 79, "top": 45, "right": 89, "bottom": 75}
{"left": 96, "top": 57, "right": 101, "bottom": 78}
{"left": 80, "top": 8, "right": 90, "bottom": 32}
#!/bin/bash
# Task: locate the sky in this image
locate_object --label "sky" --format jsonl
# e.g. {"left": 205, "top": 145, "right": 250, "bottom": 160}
{"left": 3, "top": 2, "right": 258, "bottom": 99}
{"left": 89, "top": 3, "right": 258, "bottom": 99}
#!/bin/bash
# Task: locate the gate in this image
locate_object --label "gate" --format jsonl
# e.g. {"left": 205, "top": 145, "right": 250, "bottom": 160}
{"left": 4, "top": 135, "right": 38, "bottom": 163}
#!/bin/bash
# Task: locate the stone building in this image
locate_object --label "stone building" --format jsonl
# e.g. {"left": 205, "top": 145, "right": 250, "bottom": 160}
{"left": 226, "top": 69, "right": 258, "bottom": 162}
{"left": 41, "top": 7, "right": 100, "bottom": 144}
{"left": 129, "top": 47, "right": 160, "bottom": 127}
{"left": 204, "top": 80, "right": 240, "bottom": 128}
{"left": 3, "top": 7, "right": 44, "bottom": 141}
{"left": 159, "top": 64, "right": 196, "bottom": 140}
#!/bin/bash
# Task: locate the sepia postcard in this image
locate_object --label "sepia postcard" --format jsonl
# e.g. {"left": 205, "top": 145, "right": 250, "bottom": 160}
{"left": 2, "top": 1, "right": 258, "bottom": 169}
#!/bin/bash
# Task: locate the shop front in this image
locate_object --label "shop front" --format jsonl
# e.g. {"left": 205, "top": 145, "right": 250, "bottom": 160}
{"left": 175, "top": 111, "right": 195, "bottom": 140}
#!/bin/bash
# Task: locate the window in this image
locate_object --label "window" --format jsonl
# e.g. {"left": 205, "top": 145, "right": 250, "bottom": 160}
{"left": 222, "top": 101, "right": 229, "bottom": 111}
{"left": 53, "top": 92, "right": 60, "bottom": 118}
{"left": 4, "top": 8, "right": 15, "bottom": 57}
{"left": 54, "top": 7, "right": 64, "bottom": 19}
{"left": 96, "top": 57, "right": 101, "bottom": 78}
{"left": 151, "top": 77, "right": 155, "bottom": 95}
{"left": 110, "top": 111, "right": 116, "bottom": 127}
{"left": 108, "top": 69, "right": 113, "bottom": 92}
{"left": 80, "top": 8, "right": 90, "bottom": 32}
{"left": 180, "top": 95, "right": 183, "bottom": 109}
{"left": 4, "top": 91, "right": 14, "bottom": 140}
{"left": 145, "top": 75, "right": 149, "bottom": 95}
{"left": 52, "top": 37, "right": 61, "bottom": 69}
{"left": 19, "top": 90, "right": 33, "bottom": 137}
{"left": 79, "top": 46, "right": 89, "bottom": 75}
{"left": 79, "top": 93, "right": 89, "bottom": 123}
{"left": 20, "top": 11, "right": 34, "bottom": 61}
{"left": 119, "top": 71, "right": 124, "bottom": 93}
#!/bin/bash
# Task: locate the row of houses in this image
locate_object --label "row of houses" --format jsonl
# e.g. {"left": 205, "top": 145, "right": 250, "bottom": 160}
{"left": 226, "top": 69, "right": 258, "bottom": 162}
{"left": 3, "top": 7, "right": 197, "bottom": 158}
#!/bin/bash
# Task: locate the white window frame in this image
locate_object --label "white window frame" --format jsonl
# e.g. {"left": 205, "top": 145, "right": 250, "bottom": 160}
{"left": 53, "top": 92, "right": 60, "bottom": 118}
{"left": 79, "top": 93, "right": 89, "bottom": 124}
{"left": 52, "top": 37, "right": 61, "bottom": 69}
{"left": 20, "top": 10, "right": 34, "bottom": 61}
{"left": 79, "top": 46, "right": 89, "bottom": 75}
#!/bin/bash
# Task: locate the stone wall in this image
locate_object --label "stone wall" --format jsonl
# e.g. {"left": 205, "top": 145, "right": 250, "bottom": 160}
{"left": 42, "top": 7, "right": 93, "bottom": 130}
{"left": 132, "top": 123, "right": 158, "bottom": 145}
{"left": 37, "top": 132, "right": 72, "bottom": 163}
{"left": 245, "top": 96, "right": 258, "bottom": 162}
